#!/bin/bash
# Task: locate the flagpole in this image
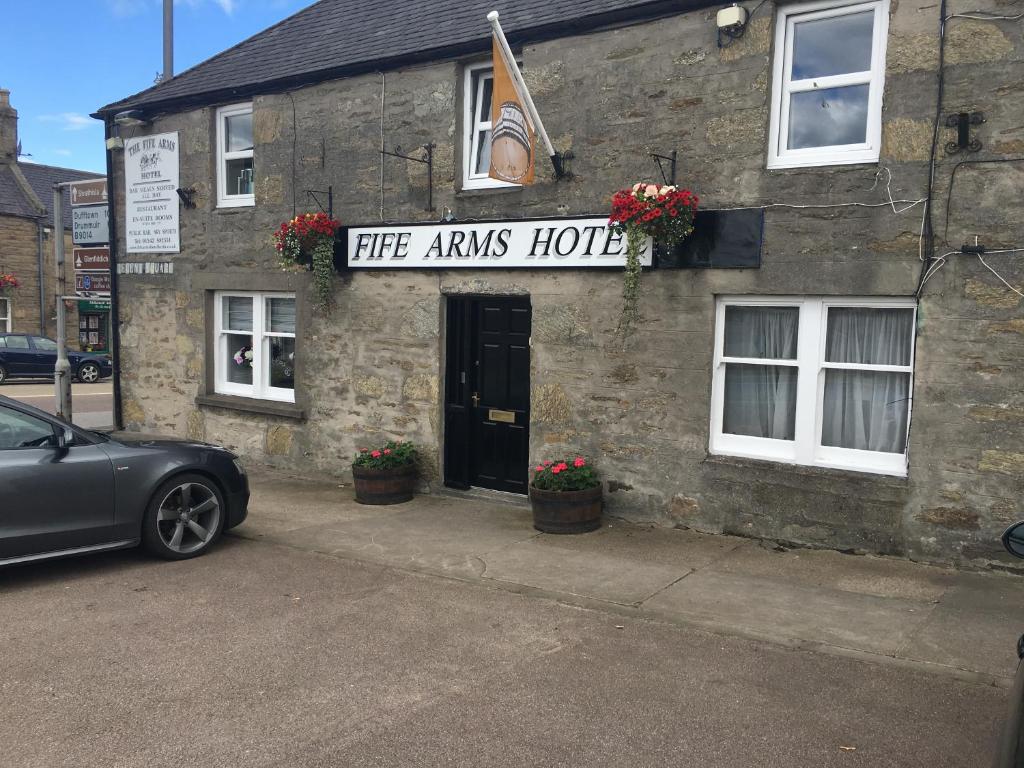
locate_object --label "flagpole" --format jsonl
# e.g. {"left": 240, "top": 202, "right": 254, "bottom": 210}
{"left": 487, "top": 11, "right": 564, "bottom": 177}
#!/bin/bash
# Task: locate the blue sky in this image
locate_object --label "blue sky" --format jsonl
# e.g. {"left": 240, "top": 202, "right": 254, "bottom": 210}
{"left": 2, "top": 0, "right": 310, "bottom": 173}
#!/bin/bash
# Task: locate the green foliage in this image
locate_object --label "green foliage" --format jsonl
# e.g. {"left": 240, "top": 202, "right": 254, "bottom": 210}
{"left": 618, "top": 227, "right": 646, "bottom": 337}
{"left": 531, "top": 456, "right": 600, "bottom": 492}
{"left": 353, "top": 440, "right": 417, "bottom": 470}
{"left": 311, "top": 238, "right": 335, "bottom": 313}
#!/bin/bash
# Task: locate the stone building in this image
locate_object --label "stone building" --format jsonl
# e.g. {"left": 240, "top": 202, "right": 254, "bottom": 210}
{"left": 95, "top": 0, "right": 1024, "bottom": 567}
{"left": 0, "top": 89, "right": 104, "bottom": 347}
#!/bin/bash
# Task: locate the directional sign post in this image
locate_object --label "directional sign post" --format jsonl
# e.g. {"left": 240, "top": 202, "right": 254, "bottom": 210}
{"left": 75, "top": 272, "right": 112, "bottom": 296}
{"left": 72, "top": 205, "right": 109, "bottom": 245}
{"left": 72, "top": 246, "right": 111, "bottom": 271}
{"left": 69, "top": 179, "right": 108, "bottom": 207}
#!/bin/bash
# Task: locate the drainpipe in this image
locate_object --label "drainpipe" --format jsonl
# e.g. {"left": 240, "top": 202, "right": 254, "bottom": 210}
{"left": 104, "top": 116, "right": 124, "bottom": 430}
{"left": 36, "top": 218, "right": 45, "bottom": 336}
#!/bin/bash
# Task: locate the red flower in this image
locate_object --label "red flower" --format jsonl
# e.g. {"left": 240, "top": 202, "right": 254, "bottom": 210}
{"left": 535, "top": 465, "right": 544, "bottom": 472}
{"left": 383, "top": 449, "right": 391, "bottom": 455}
{"left": 371, "top": 450, "right": 381, "bottom": 458}
{"left": 573, "top": 457, "right": 586, "bottom": 468}
{"left": 552, "top": 466, "right": 562, "bottom": 474}
{"left": 543, "top": 460, "right": 553, "bottom": 466}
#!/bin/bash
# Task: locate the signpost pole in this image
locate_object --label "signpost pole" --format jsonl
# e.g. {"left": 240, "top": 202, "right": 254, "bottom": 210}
{"left": 53, "top": 184, "right": 72, "bottom": 421}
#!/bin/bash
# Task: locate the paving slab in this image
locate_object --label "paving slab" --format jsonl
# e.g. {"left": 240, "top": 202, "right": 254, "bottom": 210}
{"left": 900, "top": 572, "right": 1024, "bottom": 678}
{"left": 482, "top": 536, "right": 691, "bottom": 605}
{"left": 642, "top": 570, "right": 936, "bottom": 655}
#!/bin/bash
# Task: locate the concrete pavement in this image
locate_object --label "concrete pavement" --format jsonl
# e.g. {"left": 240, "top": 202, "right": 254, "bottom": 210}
{"left": 1, "top": 380, "right": 113, "bottom": 429}
{"left": 0, "top": 536, "right": 1006, "bottom": 767}
{"left": 237, "top": 468, "right": 1024, "bottom": 685}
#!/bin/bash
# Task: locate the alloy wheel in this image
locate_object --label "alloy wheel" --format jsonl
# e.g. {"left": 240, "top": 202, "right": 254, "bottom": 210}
{"left": 79, "top": 363, "right": 100, "bottom": 383}
{"left": 155, "top": 482, "right": 222, "bottom": 555}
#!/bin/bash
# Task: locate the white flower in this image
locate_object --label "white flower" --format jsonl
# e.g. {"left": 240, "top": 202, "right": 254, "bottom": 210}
{"left": 644, "top": 184, "right": 659, "bottom": 197}
{"left": 659, "top": 185, "right": 674, "bottom": 196}
{"left": 632, "top": 182, "right": 643, "bottom": 192}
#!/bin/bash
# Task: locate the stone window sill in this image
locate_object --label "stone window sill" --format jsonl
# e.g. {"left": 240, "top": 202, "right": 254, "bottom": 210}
{"left": 701, "top": 453, "right": 910, "bottom": 488}
{"left": 456, "top": 185, "right": 524, "bottom": 198}
{"left": 195, "top": 393, "right": 306, "bottom": 420}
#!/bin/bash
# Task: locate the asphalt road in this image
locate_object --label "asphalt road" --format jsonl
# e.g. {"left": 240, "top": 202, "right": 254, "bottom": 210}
{"left": 0, "top": 534, "right": 1006, "bottom": 768}
{"left": 0, "top": 380, "right": 113, "bottom": 429}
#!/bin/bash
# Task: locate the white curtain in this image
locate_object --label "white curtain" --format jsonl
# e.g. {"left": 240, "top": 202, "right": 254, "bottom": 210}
{"left": 821, "top": 308, "right": 913, "bottom": 453}
{"left": 722, "top": 307, "right": 800, "bottom": 440}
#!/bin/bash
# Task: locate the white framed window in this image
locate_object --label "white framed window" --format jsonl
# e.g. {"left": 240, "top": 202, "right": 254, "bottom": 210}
{"left": 0, "top": 299, "right": 9, "bottom": 332}
{"left": 710, "top": 296, "right": 915, "bottom": 476}
{"left": 216, "top": 103, "right": 255, "bottom": 208}
{"left": 214, "top": 291, "right": 295, "bottom": 402}
{"left": 767, "top": 0, "right": 889, "bottom": 169}
{"left": 462, "top": 62, "right": 518, "bottom": 191}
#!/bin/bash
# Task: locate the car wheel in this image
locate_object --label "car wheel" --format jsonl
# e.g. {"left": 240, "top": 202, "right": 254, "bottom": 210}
{"left": 77, "top": 362, "right": 100, "bottom": 383}
{"left": 0, "top": 364, "right": 6, "bottom": 384}
{"left": 141, "top": 474, "right": 226, "bottom": 560}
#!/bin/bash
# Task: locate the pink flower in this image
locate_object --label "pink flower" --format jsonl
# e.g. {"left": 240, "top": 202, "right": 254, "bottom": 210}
{"left": 371, "top": 450, "right": 381, "bottom": 458}
{"left": 383, "top": 449, "right": 392, "bottom": 455}
{"left": 543, "top": 460, "right": 553, "bottom": 467}
{"left": 552, "top": 466, "right": 562, "bottom": 474}
{"left": 535, "top": 465, "right": 545, "bottom": 472}
{"left": 573, "top": 457, "right": 586, "bottom": 468}
{"left": 359, "top": 448, "right": 368, "bottom": 453}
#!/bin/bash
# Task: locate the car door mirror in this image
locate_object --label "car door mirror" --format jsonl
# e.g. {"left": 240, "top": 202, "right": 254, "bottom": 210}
{"left": 55, "top": 426, "right": 75, "bottom": 453}
{"left": 1002, "top": 522, "right": 1024, "bottom": 559}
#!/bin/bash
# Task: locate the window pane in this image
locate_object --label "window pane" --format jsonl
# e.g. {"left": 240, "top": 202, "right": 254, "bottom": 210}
{"left": 6, "top": 336, "right": 28, "bottom": 349}
{"left": 821, "top": 370, "right": 909, "bottom": 453}
{"left": 268, "top": 336, "right": 295, "bottom": 391}
{"left": 225, "top": 333, "right": 254, "bottom": 385}
{"left": 32, "top": 337, "right": 57, "bottom": 351}
{"left": 0, "top": 405, "right": 55, "bottom": 450}
{"left": 478, "top": 75, "right": 493, "bottom": 123}
{"left": 267, "top": 297, "right": 296, "bottom": 334}
{"left": 0, "top": 337, "right": 5, "bottom": 348}
{"left": 475, "top": 128, "right": 492, "bottom": 175}
{"left": 724, "top": 306, "right": 799, "bottom": 360}
{"left": 826, "top": 307, "right": 914, "bottom": 366}
{"left": 225, "top": 112, "right": 253, "bottom": 152}
{"left": 788, "top": 85, "right": 869, "bottom": 149}
{"left": 223, "top": 296, "right": 253, "bottom": 332}
{"left": 225, "top": 157, "right": 254, "bottom": 196}
{"left": 723, "top": 363, "right": 798, "bottom": 440}
{"left": 791, "top": 11, "right": 874, "bottom": 80}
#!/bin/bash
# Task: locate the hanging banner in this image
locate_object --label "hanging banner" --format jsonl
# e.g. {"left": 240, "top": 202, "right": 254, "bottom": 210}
{"left": 124, "top": 131, "right": 180, "bottom": 253}
{"left": 489, "top": 34, "right": 534, "bottom": 184}
{"left": 346, "top": 217, "right": 651, "bottom": 269}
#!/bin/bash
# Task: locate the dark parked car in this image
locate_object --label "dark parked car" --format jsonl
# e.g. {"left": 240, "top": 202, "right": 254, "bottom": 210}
{"left": 994, "top": 523, "right": 1024, "bottom": 767}
{"left": 0, "top": 333, "right": 112, "bottom": 384}
{"left": 0, "top": 395, "right": 248, "bottom": 566}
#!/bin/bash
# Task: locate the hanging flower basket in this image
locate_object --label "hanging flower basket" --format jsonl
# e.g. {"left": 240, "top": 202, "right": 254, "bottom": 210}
{"left": 609, "top": 183, "right": 698, "bottom": 336}
{"left": 273, "top": 212, "right": 341, "bottom": 313}
{"left": 0, "top": 273, "right": 20, "bottom": 297}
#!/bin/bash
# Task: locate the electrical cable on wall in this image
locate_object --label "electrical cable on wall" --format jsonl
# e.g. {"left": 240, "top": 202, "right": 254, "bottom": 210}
{"left": 379, "top": 71, "right": 386, "bottom": 223}
{"left": 287, "top": 91, "right": 297, "bottom": 218}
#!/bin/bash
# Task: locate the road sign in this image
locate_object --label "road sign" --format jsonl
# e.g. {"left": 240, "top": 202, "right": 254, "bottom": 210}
{"left": 74, "top": 272, "right": 111, "bottom": 295}
{"left": 72, "top": 246, "right": 110, "bottom": 271}
{"left": 72, "top": 205, "right": 109, "bottom": 245}
{"left": 69, "top": 179, "right": 108, "bottom": 207}
{"left": 78, "top": 299, "right": 111, "bottom": 312}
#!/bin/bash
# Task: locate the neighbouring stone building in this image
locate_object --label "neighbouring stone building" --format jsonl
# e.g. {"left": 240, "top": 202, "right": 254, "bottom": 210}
{"left": 0, "top": 89, "right": 105, "bottom": 347}
{"left": 96, "top": 0, "right": 1024, "bottom": 568}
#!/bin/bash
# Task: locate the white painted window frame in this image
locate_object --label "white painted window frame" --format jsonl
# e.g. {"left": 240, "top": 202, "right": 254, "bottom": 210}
{"left": 462, "top": 62, "right": 518, "bottom": 191}
{"left": 767, "top": 0, "right": 889, "bottom": 170}
{"left": 214, "top": 291, "right": 295, "bottom": 403}
{"left": 216, "top": 103, "right": 255, "bottom": 208}
{"left": 710, "top": 296, "right": 916, "bottom": 477}
{"left": 0, "top": 298, "right": 10, "bottom": 332}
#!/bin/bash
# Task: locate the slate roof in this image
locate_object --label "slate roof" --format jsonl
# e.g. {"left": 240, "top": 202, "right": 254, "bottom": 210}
{"left": 97, "top": 0, "right": 692, "bottom": 115}
{"left": 0, "top": 162, "right": 103, "bottom": 229}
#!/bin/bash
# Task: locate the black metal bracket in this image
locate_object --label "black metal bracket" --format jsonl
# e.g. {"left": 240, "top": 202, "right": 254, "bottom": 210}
{"left": 550, "top": 150, "right": 574, "bottom": 180}
{"left": 945, "top": 112, "right": 985, "bottom": 155}
{"left": 305, "top": 186, "right": 334, "bottom": 218}
{"left": 650, "top": 150, "right": 678, "bottom": 186}
{"left": 175, "top": 186, "right": 197, "bottom": 209}
{"left": 382, "top": 143, "right": 435, "bottom": 211}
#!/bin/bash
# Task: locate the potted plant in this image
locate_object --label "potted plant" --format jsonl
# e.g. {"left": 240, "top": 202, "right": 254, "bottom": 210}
{"left": 0, "top": 273, "right": 19, "bottom": 297}
{"left": 529, "top": 456, "right": 603, "bottom": 534}
{"left": 352, "top": 440, "right": 418, "bottom": 505}
{"left": 272, "top": 212, "right": 340, "bottom": 313}
{"left": 609, "top": 183, "right": 698, "bottom": 335}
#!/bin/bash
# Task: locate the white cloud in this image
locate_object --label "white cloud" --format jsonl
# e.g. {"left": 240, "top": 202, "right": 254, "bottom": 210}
{"left": 38, "top": 113, "right": 96, "bottom": 132}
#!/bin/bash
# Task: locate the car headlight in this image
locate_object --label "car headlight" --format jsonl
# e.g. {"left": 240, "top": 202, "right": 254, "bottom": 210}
{"left": 232, "top": 458, "right": 247, "bottom": 476}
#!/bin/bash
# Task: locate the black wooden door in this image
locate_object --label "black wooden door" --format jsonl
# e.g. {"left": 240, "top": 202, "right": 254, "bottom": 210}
{"left": 444, "top": 296, "right": 531, "bottom": 494}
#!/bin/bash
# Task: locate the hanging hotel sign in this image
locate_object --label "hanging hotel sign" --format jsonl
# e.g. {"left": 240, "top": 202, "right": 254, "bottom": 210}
{"left": 346, "top": 217, "right": 651, "bottom": 269}
{"left": 124, "top": 131, "right": 180, "bottom": 254}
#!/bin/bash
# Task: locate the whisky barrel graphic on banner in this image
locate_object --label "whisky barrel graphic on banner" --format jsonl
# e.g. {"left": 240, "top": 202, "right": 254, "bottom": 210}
{"left": 489, "top": 33, "right": 535, "bottom": 184}
{"left": 491, "top": 101, "right": 533, "bottom": 183}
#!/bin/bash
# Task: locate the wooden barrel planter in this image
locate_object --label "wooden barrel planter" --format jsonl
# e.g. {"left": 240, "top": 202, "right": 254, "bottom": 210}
{"left": 352, "top": 464, "right": 417, "bottom": 505}
{"left": 529, "top": 484, "right": 603, "bottom": 534}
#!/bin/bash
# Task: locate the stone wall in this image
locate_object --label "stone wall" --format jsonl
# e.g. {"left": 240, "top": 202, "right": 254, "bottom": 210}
{"left": 111, "top": 0, "right": 1024, "bottom": 568}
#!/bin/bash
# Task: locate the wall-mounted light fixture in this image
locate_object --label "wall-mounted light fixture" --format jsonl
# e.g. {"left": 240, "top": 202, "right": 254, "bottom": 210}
{"left": 176, "top": 187, "right": 197, "bottom": 209}
{"left": 113, "top": 110, "right": 149, "bottom": 128}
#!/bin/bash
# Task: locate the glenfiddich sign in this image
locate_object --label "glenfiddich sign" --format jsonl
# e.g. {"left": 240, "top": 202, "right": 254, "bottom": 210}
{"left": 346, "top": 217, "right": 652, "bottom": 269}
